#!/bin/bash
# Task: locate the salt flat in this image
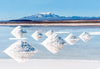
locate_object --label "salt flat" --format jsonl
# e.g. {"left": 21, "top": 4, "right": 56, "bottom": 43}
{"left": 0, "top": 59, "right": 100, "bottom": 69}
{"left": 1, "top": 23, "right": 100, "bottom": 26}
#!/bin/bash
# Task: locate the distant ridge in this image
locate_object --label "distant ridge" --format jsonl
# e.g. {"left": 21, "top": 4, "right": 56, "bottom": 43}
{"left": 10, "top": 12, "right": 100, "bottom": 21}
{"left": 9, "top": 19, "right": 32, "bottom": 22}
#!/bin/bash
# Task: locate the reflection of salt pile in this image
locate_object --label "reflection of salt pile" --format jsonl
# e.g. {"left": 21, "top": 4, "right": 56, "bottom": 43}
{"left": 11, "top": 26, "right": 27, "bottom": 38}
{"left": 45, "top": 30, "right": 54, "bottom": 37}
{"left": 79, "top": 32, "right": 92, "bottom": 42}
{"left": 41, "top": 33, "right": 66, "bottom": 54}
{"left": 65, "top": 34, "right": 79, "bottom": 45}
{"left": 32, "top": 31, "right": 43, "bottom": 40}
{"left": 4, "top": 40, "right": 37, "bottom": 62}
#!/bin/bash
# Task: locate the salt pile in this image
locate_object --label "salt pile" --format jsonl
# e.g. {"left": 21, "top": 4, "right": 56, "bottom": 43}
{"left": 11, "top": 26, "right": 27, "bottom": 38}
{"left": 32, "top": 31, "right": 43, "bottom": 40}
{"left": 45, "top": 30, "right": 54, "bottom": 37}
{"left": 79, "top": 32, "right": 92, "bottom": 42}
{"left": 4, "top": 40, "right": 37, "bottom": 62}
{"left": 41, "top": 33, "right": 66, "bottom": 54}
{"left": 65, "top": 34, "right": 79, "bottom": 45}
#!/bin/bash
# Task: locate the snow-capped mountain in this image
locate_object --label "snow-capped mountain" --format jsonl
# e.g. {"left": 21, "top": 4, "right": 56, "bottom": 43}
{"left": 10, "top": 12, "right": 100, "bottom": 21}
{"left": 21, "top": 12, "right": 67, "bottom": 21}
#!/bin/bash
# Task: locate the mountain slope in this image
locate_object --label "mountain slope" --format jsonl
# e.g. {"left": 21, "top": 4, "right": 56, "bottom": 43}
{"left": 21, "top": 12, "right": 67, "bottom": 21}
{"left": 16, "top": 12, "right": 100, "bottom": 21}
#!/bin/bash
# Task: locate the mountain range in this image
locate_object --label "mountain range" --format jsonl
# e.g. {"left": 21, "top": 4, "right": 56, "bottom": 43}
{"left": 10, "top": 12, "right": 100, "bottom": 21}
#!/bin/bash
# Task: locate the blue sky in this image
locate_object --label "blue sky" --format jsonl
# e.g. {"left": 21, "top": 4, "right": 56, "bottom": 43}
{"left": 0, "top": 0, "right": 100, "bottom": 20}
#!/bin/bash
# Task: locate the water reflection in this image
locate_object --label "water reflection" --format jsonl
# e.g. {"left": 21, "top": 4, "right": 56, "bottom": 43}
{"left": 2, "top": 26, "right": 100, "bottom": 62}
{"left": 4, "top": 26, "right": 37, "bottom": 62}
{"left": 4, "top": 40, "right": 37, "bottom": 62}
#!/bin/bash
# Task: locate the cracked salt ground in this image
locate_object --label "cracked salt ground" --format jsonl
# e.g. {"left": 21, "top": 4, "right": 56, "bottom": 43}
{"left": 41, "top": 33, "right": 66, "bottom": 54}
{"left": 4, "top": 40, "right": 37, "bottom": 62}
{"left": 65, "top": 33, "right": 79, "bottom": 45}
{"left": 32, "top": 31, "right": 43, "bottom": 40}
{"left": 79, "top": 32, "right": 92, "bottom": 42}
{"left": 11, "top": 26, "right": 27, "bottom": 38}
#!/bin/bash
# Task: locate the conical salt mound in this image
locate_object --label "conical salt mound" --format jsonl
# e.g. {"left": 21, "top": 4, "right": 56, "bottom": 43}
{"left": 65, "top": 34, "right": 79, "bottom": 45}
{"left": 79, "top": 32, "right": 92, "bottom": 42}
{"left": 45, "top": 30, "right": 54, "bottom": 37}
{"left": 11, "top": 26, "right": 27, "bottom": 38}
{"left": 41, "top": 33, "right": 66, "bottom": 54}
{"left": 4, "top": 40, "right": 37, "bottom": 62}
{"left": 32, "top": 31, "right": 43, "bottom": 40}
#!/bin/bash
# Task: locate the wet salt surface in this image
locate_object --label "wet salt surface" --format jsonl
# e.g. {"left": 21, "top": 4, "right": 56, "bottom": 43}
{"left": 0, "top": 26, "right": 100, "bottom": 60}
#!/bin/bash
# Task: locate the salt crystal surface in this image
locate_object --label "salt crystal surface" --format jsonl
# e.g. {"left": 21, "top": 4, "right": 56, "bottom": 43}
{"left": 45, "top": 30, "right": 55, "bottom": 37}
{"left": 32, "top": 31, "right": 43, "bottom": 40}
{"left": 11, "top": 26, "right": 27, "bottom": 38}
{"left": 65, "top": 33, "right": 79, "bottom": 45}
{"left": 41, "top": 33, "right": 66, "bottom": 54}
{"left": 79, "top": 32, "right": 92, "bottom": 42}
{"left": 4, "top": 40, "right": 37, "bottom": 62}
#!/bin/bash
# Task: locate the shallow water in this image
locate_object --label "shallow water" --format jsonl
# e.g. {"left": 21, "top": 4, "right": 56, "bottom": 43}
{"left": 0, "top": 26, "right": 100, "bottom": 60}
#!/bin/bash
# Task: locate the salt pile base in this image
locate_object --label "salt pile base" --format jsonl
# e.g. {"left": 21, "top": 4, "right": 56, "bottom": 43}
{"left": 4, "top": 40, "right": 37, "bottom": 62}
{"left": 9, "top": 38, "right": 27, "bottom": 40}
{"left": 11, "top": 26, "right": 27, "bottom": 38}
{"left": 79, "top": 32, "right": 92, "bottom": 42}
{"left": 65, "top": 34, "right": 79, "bottom": 45}
{"left": 41, "top": 33, "right": 66, "bottom": 54}
{"left": 32, "top": 31, "right": 43, "bottom": 40}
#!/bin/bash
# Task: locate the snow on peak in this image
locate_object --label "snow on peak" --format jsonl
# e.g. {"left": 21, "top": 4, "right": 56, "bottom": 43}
{"left": 21, "top": 12, "right": 66, "bottom": 21}
{"left": 40, "top": 12, "right": 52, "bottom": 15}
